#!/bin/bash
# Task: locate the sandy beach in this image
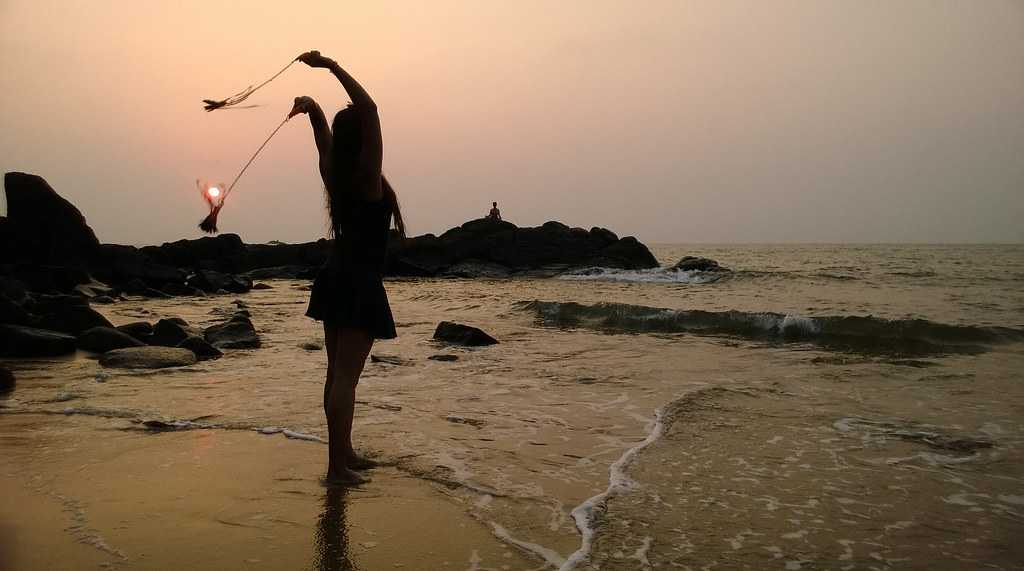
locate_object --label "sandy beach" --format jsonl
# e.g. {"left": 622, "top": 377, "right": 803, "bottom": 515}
{"left": 0, "top": 411, "right": 536, "bottom": 570}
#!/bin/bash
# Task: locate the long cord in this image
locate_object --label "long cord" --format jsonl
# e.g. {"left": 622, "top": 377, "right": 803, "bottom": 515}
{"left": 223, "top": 116, "right": 291, "bottom": 199}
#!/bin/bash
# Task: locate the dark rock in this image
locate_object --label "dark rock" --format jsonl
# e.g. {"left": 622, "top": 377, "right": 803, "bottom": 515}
{"left": 91, "top": 295, "right": 115, "bottom": 304}
{"left": 77, "top": 326, "right": 145, "bottom": 353}
{"left": 99, "top": 346, "right": 197, "bottom": 369}
{"left": 36, "top": 305, "right": 113, "bottom": 335}
{"left": 73, "top": 281, "right": 114, "bottom": 298}
{"left": 204, "top": 316, "right": 260, "bottom": 349}
{"left": 141, "top": 234, "right": 247, "bottom": 270}
{"left": 0, "top": 294, "right": 32, "bottom": 326}
{"left": 671, "top": 256, "right": 727, "bottom": 272}
{"left": 433, "top": 321, "right": 498, "bottom": 346}
{"left": 2, "top": 172, "right": 100, "bottom": 265}
{"left": 586, "top": 236, "right": 660, "bottom": 270}
{"left": 27, "top": 293, "right": 87, "bottom": 315}
{"left": 6, "top": 264, "right": 92, "bottom": 293}
{"left": 428, "top": 354, "right": 459, "bottom": 362}
{"left": 0, "top": 367, "right": 14, "bottom": 393}
{"left": 298, "top": 341, "right": 323, "bottom": 351}
{"left": 116, "top": 321, "right": 154, "bottom": 340}
{"left": 251, "top": 283, "right": 272, "bottom": 290}
{"left": 90, "top": 244, "right": 186, "bottom": 289}
{"left": 188, "top": 269, "right": 252, "bottom": 294}
{"left": 149, "top": 318, "right": 194, "bottom": 347}
{"left": 176, "top": 336, "right": 223, "bottom": 360}
{"left": 0, "top": 324, "right": 77, "bottom": 357}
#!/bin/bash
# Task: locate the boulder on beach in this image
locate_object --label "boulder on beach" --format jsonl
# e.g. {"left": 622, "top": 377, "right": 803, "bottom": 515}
{"left": 204, "top": 315, "right": 260, "bottom": 349}
{"left": 0, "top": 324, "right": 77, "bottom": 357}
{"left": 0, "top": 367, "right": 15, "bottom": 393}
{"left": 1, "top": 172, "right": 100, "bottom": 265}
{"left": 433, "top": 321, "right": 498, "bottom": 346}
{"left": 77, "top": 326, "right": 146, "bottom": 353}
{"left": 36, "top": 305, "right": 113, "bottom": 335}
{"left": 99, "top": 346, "right": 198, "bottom": 369}
{"left": 116, "top": 321, "right": 154, "bottom": 342}
{"left": 671, "top": 256, "right": 728, "bottom": 272}
{"left": 148, "top": 318, "right": 198, "bottom": 347}
{"left": 176, "top": 336, "right": 223, "bottom": 360}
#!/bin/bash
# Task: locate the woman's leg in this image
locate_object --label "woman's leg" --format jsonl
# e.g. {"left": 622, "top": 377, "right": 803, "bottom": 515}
{"left": 323, "top": 323, "right": 339, "bottom": 413}
{"left": 324, "top": 327, "right": 373, "bottom": 484}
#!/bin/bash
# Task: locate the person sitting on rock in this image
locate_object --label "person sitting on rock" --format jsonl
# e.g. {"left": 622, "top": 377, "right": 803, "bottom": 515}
{"left": 488, "top": 202, "right": 502, "bottom": 221}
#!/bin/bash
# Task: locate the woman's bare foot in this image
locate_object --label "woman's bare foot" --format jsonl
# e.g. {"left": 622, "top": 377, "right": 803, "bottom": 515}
{"left": 344, "top": 453, "right": 379, "bottom": 470}
{"left": 321, "top": 467, "right": 369, "bottom": 487}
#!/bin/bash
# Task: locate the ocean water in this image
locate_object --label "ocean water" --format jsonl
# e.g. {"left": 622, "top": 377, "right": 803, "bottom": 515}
{"left": 4, "top": 244, "right": 1024, "bottom": 569}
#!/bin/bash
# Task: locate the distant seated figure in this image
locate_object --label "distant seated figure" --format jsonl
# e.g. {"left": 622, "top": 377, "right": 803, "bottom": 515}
{"left": 488, "top": 201, "right": 502, "bottom": 221}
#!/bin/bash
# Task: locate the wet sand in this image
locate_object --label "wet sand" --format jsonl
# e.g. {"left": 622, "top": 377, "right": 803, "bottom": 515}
{"left": 0, "top": 413, "right": 535, "bottom": 570}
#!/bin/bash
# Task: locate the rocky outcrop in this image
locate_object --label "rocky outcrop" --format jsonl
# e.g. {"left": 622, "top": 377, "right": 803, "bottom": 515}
{"left": 99, "top": 346, "right": 198, "bottom": 369}
{"left": 0, "top": 324, "right": 77, "bottom": 357}
{"left": 671, "top": 256, "right": 728, "bottom": 272}
{"left": 1, "top": 172, "right": 99, "bottom": 265}
{"left": 433, "top": 322, "right": 498, "bottom": 346}
{"left": 4, "top": 173, "right": 658, "bottom": 291}
{"left": 386, "top": 219, "right": 658, "bottom": 277}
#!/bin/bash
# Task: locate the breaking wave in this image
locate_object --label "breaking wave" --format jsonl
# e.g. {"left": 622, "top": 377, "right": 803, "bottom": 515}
{"left": 518, "top": 300, "right": 1024, "bottom": 355}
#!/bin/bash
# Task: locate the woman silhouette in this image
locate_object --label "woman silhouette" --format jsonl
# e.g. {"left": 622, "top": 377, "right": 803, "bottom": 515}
{"left": 289, "top": 50, "right": 405, "bottom": 486}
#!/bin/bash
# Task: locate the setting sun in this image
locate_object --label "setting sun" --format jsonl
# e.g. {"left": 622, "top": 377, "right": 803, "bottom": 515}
{"left": 207, "top": 187, "right": 220, "bottom": 198}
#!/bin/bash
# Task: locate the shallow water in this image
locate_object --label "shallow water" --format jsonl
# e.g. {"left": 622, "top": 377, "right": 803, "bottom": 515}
{"left": 3, "top": 244, "right": 1023, "bottom": 569}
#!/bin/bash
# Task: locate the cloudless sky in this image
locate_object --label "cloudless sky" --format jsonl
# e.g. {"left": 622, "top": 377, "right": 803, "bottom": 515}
{"left": 1, "top": 0, "right": 1021, "bottom": 244}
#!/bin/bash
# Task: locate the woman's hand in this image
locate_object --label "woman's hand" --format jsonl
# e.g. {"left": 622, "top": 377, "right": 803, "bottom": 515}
{"left": 296, "top": 50, "right": 336, "bottom": 69}
{"left": 288, "top": 95, "right": 316, "bottom": 118}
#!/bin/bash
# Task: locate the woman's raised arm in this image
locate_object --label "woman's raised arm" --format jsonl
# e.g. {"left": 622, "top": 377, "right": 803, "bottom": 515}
{"left": 297, "top": 51, "right": 382, "bottom": 198}
{"left": 289, "top": 96, "right": 332, "bottom": 184}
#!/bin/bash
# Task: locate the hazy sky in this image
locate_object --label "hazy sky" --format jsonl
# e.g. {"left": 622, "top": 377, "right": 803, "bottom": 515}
{"left": 1, "top": 1, "right": 1021, "bottom": 244}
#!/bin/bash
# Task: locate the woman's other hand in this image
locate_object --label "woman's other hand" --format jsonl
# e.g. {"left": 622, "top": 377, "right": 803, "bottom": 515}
{"left": 297, "top": 50, "right": 335, "bottom": 69}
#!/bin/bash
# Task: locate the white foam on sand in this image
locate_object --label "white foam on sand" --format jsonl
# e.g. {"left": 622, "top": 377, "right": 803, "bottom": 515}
{"left": 559, "top": 406, "right": 667, "bottom": 571}
{"left": 255, "top": 426, "right": 326, "bottom": 443}
{"left": 490, "top": 522, "right": 566, "bottom": 568}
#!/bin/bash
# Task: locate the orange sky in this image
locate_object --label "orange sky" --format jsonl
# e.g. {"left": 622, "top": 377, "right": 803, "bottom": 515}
{"left": 1, "top": 1, "right": 1022, "bottom": 244}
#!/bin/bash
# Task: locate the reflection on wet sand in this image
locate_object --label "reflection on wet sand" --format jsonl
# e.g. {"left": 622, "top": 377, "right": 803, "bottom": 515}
{"left": 314, "top": 487, "right": 357, "bottom": 571}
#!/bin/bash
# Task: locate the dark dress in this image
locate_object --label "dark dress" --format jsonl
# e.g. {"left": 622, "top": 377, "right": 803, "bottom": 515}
{"left": 305, "top": 198, "right": 397, "bottom": 340}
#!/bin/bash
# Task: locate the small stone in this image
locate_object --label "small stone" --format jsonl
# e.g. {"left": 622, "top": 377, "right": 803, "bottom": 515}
{"left": 428, "top": 354, "right": 459, "bottom": 362}
{"left": 433, "top": 322, "right": 498, "bottom": 346}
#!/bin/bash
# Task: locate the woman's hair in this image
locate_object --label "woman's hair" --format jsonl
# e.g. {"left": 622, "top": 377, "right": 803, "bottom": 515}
{"left": 325, "top": 106, "right": 406, "bottom": 238}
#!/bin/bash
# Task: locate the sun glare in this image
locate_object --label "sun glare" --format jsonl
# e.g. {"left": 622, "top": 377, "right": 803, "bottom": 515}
{"left": 208, "top": 187, "right": 221, "bottom": 198}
